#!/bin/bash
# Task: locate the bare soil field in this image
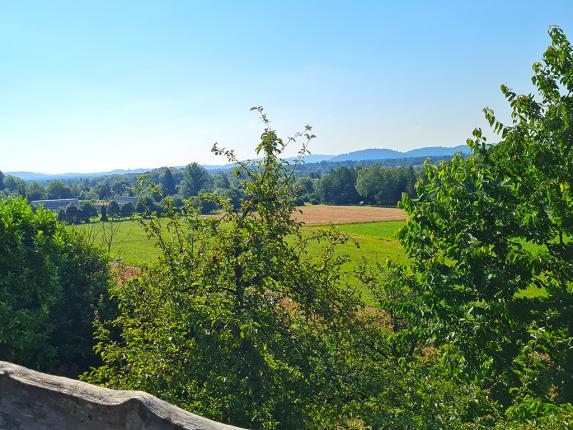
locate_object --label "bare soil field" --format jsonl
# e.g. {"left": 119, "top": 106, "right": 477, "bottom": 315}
{"left": 294, "top": 205, "right": 407, "bottom": 226}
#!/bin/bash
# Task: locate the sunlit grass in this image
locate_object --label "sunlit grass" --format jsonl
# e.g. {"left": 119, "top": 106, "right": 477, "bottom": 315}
{"left": 73, "top": 218, "right": 548, "bottom": 302}
{"left": 73, "top": 219, "right": 407, "bottom": 268}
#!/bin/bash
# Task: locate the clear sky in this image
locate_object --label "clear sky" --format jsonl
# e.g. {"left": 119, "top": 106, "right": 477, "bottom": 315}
{"left": 1, "top": 1, "right": 572, "bottom": 173}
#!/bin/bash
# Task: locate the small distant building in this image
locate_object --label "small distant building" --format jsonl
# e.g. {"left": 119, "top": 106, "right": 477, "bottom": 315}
{"left": 114, "top": 196, "right": 138, "bottom": 206}
{"left": 31, "top": 198, "right": 79, "bottom": 211}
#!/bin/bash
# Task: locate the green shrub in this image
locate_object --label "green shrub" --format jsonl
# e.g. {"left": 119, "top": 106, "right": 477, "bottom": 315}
{"left": 390, "top": 26, "right": 573, "bottom": 421}
{"left": 0, "top": 197, "right": 114, "bottom": 376}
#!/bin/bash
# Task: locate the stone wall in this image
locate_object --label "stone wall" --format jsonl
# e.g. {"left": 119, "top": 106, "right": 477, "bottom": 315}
{"left": 0, "top": 361, "right": 246, "bottom": 430}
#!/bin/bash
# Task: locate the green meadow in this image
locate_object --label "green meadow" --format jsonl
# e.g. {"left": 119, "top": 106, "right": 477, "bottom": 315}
{"left": 73, "top": 219, "right": 407, "bottom": 268}
{"left": 73, "top": 218, "right": 549, "bottom": 302}
{"left": 73, "top": 219, "right": 406, "bottom": 304}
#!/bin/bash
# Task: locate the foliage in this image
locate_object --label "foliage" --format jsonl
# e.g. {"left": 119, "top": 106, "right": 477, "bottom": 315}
{"left": 86, "top": 110, "right": 359, "bottom": 427}
{"left": 180, "top": 162, "right": 212, "bottom": 198}
{"left": 0, "top": 197, "right": 114, "bottom": 376}
{"left": 79, "top": 201, "right": 98, "bottom": 223}
{"left": 318, "top": 167, "right": 360, "bottom": 204}
{"left": 161, "top": 167, "right": 177, "bottom": 196}
{"left": 26, "top": 181, "right": 46, "bottom": 201}
{"left": 3, "top": 175, "right": 26, "bottom": 196}
{"left": 120, "top": 202, "right": 135, "bottom": 218}
{"left": 65, "top": 204, "right": 79, "bottom": 224}
{"left": 83, "top": 108, "right": 503, "bottom": 429}
{"left": 46, "top": 179, "right": 73, "bottom": 199}
{"left": 101, "top": 205, "right": 108, "bottom": 221}
{"left": 394, "top": 26, "right": 573, "bottom": 418}
{"left": 355, "top": 166, "right": 417, "bottom": 205}
{"left": 108, "top": 200, "right": 120, "bottom": 218}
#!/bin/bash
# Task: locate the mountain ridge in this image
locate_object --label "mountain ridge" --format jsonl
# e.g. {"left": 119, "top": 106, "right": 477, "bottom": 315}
{"left": 7, "top": 145, "right": 471, "bottom": 181}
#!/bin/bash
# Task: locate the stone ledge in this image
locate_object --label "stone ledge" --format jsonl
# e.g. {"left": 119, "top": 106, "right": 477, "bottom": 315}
{"left": 0, "top": 361, "right": 246, "bottom": 430}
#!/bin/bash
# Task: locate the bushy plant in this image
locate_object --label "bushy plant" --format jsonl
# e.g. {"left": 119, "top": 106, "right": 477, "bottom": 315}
{"left": 0, "top": 197, "right": 114, "bottom": 376}
{"left": 392, "top": 26, "right": 573, "bottom": 421}
{"left": 84, "top": 109, "right": 502, "bottom": 429}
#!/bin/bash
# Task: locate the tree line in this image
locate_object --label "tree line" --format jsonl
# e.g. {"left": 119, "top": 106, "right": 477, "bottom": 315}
{"left": 0, "top": 161, "right": 422, "bottom": 225}
{"left": 0, "top": 163, "right": 421, "bottom": 213}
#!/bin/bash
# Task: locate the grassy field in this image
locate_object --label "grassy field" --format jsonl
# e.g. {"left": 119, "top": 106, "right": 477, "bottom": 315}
{"left": 73, "top": 215, "right": 548, "bottom": 301}
{"left": 73, "top": 218, "right": 406, "bottom": 304}
{"left": 337, "top": 220, "right": 405, "bottom": 241}
{"left": 74, "top": 218, "right": 407, "bottom": 268}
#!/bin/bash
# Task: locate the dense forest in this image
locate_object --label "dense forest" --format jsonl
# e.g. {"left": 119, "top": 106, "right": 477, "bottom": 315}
{"left": 1, "top": 27, "right": 573, "bottom": 429}
{"left": 0, "top": 160, "right": 422, "bottom": 223}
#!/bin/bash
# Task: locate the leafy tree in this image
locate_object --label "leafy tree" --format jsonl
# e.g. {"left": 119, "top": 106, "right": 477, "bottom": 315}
{"left": 100, "top": 205, "right": 108, "bottom": 222}
{"left": 3, "top": 176, "right": 27, "bottom": 196}
{"left": 215, "top": 173, "right": 231, "bottom": 189}
{"left": 46, "top": 180, "right": 73, "bottom": 199}
{"left": 0, "top": 170, "right": 5, "bottom": 190}
{"left": 0, "top": 197, "right": 114, "bottom": 376}
{"left": 95, "top": 183, "right": 112, "bottom": 200}
{"left": 120, "top": 202, "right": 135, "bottom": 218}
{"left": 160, "top": 167, "right": 177, "bottom": 196}
{"left": 222, "top": 186, "right": 246, "bottom": 210}
{"left": 86, "top": 110, "right": 374, "bottom": 428}
{"left": 170, "top": 195, "right": 184, "bottom": 209}
{"left": 79, "top": 201, "right": 98, "bottom": 223}
{"left": 180, "top": 162, "right": 211, "bottom": 198}
{"left": 135, "top": 200, "right": 146, "bottom": 215}
{"left": 395, "top": 26, "right": 573, "bottom": 417}
{"left": 191, "top": 195, "right": 218, "bottom": 215}
{"left": 110, "top": 179, "right": 131, "bottom": 196}
{"left": 85, "top": 109, "right": 504, "bottom": 429}
{"left": 65, "top": 204, "right": 79, "bottom": 224}
{"left": 318, "top": 167, "right": 360, "bottom": 204}
{"left": 355, "top": 166, "right": 417, "bottom": 205}
{"left": 108, "top": 200, "right": 120, "bottom": 218}
{"left": 26, "top": 181, "right": 46, "bottom": 201}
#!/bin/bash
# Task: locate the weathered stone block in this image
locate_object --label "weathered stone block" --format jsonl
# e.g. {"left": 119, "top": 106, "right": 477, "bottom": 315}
{"left": 0, "top": 361, "right": 246, "bottom": 430}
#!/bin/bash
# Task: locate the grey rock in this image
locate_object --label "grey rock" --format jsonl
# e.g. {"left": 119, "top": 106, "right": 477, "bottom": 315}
{"left": 0, "top": 361, "right": 246, "bottom": 430}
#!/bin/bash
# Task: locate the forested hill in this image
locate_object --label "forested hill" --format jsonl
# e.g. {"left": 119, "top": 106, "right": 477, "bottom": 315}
{"left": 7, "top": 145, "right": 470, "bottom": 181}
{"left": 330, "top": 145, "right": 470, "bottom": 162}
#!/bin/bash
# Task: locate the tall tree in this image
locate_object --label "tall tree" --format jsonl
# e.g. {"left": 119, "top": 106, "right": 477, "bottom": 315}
{"left": 120, "top": 202, "right": 135, "bottom": 218}
{"left": 108, "top": 200, "right": 120, "bottom": 218}
{"left": 3, "top": 176, "right": 27, "bottom": 196}
{"left": 179, "top": 163, "right": 211, "bottom": 198}
{"left": 110, "top": 178, "right": 131, "bottom": 196}
{"left": 79, "top": 201, "right": 98, "bottom": 223}
{"left": 395, "top": 26, "right": 573, "bottom": 415}
{"left": 318, "top": 167, "right": 360, "bottom": 204}
{"left": 0, "top": 170, "right": 4, "bottom": 190}
{"left": 86, "top": 110, "right": 371, "bottom": 428}
{"left": 46, "top": 180, "right": 73, "bottom": 199}
{"left": 65, "top": 204, "right": 79, "bottom": 224}
{"left": 100, "top": 205, "right": 108, "bottom": 222}
{"left": 160, "top": 167, "right": 176, "bottom": 196}
{"left": 355, "top": 166, "right": 417, "bottom": 205}
{"left": 26, "top": 182, "right": 46, "bottom": 201}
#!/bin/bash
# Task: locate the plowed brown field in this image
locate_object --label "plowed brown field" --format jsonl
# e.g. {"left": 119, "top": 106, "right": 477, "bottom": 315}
{"left": 294, "top": 205, "right": 406, "bottom": 226}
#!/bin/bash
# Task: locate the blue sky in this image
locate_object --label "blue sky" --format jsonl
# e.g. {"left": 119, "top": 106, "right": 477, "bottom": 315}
{"left": 1, "top": 1, "right": 572, "bottom": 173}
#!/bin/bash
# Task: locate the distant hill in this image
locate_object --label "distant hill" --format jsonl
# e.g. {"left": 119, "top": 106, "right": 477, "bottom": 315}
{"left": 330, "top": 149, "right": 402, "bottom": 162}
{"left": 296, "top": 154, "right": 335, "bottom": 163}
{"left": 7, "top": 145, "right": 471, "bottom": 181}
{"left": 331, "top": 145, "right": 470, "bottom": 162}
{"left": 404, "top": 145, "right": 470, "bottom": 158}
{"left": 8, "top": 169, "right": 152, "bottom": 182}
